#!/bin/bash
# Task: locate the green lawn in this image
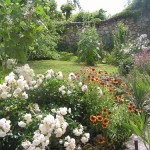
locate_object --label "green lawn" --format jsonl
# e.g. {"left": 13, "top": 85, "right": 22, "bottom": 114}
{"left": 28, "top": 60, "right": 117, "bottom": 77}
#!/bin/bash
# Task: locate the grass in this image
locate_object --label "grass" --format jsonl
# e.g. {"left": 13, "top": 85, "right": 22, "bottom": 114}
{"left": 28, "top": 60, "right": 117, "bottom": 77}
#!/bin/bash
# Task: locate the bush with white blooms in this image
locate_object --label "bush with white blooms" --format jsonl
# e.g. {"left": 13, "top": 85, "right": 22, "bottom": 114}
{"left": 0, "top": 63, "right": 90, "bottom": 150}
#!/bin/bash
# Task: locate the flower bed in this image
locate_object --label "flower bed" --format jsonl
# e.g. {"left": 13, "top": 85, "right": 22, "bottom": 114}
{"left": 0, "top": 64, "right": 140, "bottom": 149}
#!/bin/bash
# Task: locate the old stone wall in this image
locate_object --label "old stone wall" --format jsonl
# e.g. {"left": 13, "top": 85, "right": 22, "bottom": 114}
{"left": 58, "top": 12, "right": 150, "bottom": 52}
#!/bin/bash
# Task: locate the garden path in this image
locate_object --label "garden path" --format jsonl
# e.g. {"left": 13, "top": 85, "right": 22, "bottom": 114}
{"left": 125, "top": 135, "right": 147, "bottom": 150}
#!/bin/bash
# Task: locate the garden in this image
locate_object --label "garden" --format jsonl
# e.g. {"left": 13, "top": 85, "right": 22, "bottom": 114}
{"left": 0, "top": 0, "right": 150, "bottom": 150}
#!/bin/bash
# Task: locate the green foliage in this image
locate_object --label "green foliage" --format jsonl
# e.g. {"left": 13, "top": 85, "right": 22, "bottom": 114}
{"left": 118, "top": 56, "right": 133, "bottom": 75}
{"left": 127, "top": 69, "right": 150, "bottom": 108}
{"left": 113, "top": 0, "right": 149, "bottom": 19}
{"left": 0, "top": 0, "right": 59, "bottom": 62}
{"left": 89, "top": 18, "right": 101, "bottom": 25}
{"left": 109, "top": 23, "right": 129, "bottom": 65}
{"left": 58, "top": 52, "right": 78, "bottom": 61}
{"left": 71, "top": 9, "right": 106, "bottom": 23}
{"left": 77, "top": 26, "right": 102, "bottom": 66}
{"left": 71, "top": 11, "right": 93, "bottom": 22}
{"left": 123, "top": 112, "right": 150, "bottom": 150}
{"left": 102, "top": 32, "right": 114, "bottom": 52}
{"left": 61, "top": 3, "right": 75, "bottom": 20}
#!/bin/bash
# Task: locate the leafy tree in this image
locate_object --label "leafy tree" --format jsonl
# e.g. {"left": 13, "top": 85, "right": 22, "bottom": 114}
{"left": 0, "top": 0, "right": 59, "bottom": 63}
{"left": 67, "top": 0, "right": 82, "bottom": 10}
{"left": 61, "top": 3, "right": 75, "bottom": 20}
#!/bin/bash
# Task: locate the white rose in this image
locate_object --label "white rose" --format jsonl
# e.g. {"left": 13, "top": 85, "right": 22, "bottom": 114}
{"left": 18, "top": 121, "right": 26, "bottom": 128}
{"left": 24, "top": 113, "right": 32, "bottom": 123}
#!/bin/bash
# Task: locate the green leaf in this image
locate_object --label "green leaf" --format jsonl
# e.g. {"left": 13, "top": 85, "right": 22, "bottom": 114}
{"left": 129, "top": 120, "right": 142, "bottom": 136}
{"left": 5, "top": 0, "right": 11, "bottom": 6}
{"left": 147, "top": 130, "right": 150, "bottom": 144}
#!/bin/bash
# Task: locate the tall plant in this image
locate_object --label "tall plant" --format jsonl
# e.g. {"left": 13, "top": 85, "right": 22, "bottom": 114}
{"left": 77, "top": 26, "right": 102, "bottom": 66}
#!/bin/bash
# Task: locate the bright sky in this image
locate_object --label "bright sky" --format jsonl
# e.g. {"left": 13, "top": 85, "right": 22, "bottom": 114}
{"left": 56, "top": 0, "right": 127, "bottom": 16}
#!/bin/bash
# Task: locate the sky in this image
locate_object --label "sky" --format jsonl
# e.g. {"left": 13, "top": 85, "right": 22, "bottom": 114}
{"left": 55, "top": 0, "right": 128, "bottom": 16}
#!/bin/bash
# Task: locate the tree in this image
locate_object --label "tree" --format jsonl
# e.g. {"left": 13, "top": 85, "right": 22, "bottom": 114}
{"left": 67, "top": 0, "right": 82, "bottom": 10}
{"left": 61, "top": 3, "right": 75, "bottom": 20}
{"left": 0, "top": 0, "right": 59, "bottom": 63}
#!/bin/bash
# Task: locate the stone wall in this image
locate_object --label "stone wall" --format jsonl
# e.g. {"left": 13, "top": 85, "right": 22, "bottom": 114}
{"left": 58, "top": 12, "right": 150, "bottom": 52}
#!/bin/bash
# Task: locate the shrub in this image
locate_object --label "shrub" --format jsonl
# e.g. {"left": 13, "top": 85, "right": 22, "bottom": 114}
{"left": 77, "top": 26, "right": 102, "bottom": 66}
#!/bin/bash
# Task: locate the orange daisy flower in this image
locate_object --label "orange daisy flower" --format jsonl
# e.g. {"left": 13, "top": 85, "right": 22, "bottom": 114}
{"left": 102, "top": 124, "right": 108, "bottom": 128}
{"left": 92, "top": 68, "right": 96, "bottom": 72}
{"left": 90, "top": 115, "right": 97, "bottom": 122}
{"left": 97, "top": 115, "right": 103, "bottom": 122}
{"left": 113, "top": 79, "right": 119, "bottom": 84}
{"left": 98, "top": 137, "right": 105, "bottom": 144}
{"left": 103, "top": 118, "right": 109, "bottom": 125}
{"left": 136, "top": 108, "right": 141, "bottom": 113}
{"left": 102, "top": 108, "right": 107, "bottom": 114}
{"left": 117, "top": 95, "right": 124, "bottom": 102}
{"left": 128, "top": 106, "right": 134, "bottom": 113}
{"left": 128, "top": 102, "right": 134, "bottom": 107}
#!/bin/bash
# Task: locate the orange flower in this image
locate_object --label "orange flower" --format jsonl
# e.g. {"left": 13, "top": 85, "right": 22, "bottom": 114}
{"left": 128, "top": 102, "right": 134, "bottom": 107}
{"left": 113, "top": 79, "right": 119, "bottom": 84}
{"left": 102, "top": 124, "right": 108, "bottom": 128}
{"left": 128, "top": 106, "right": 134, "bottom": 113}
{"left": 90, "top": 115, "right": 97, "bottom": 122}
{"left": 92, "top": 68, "right": 96, "bottom": 72}
{"left": 98, "top": 137, "right": 105, "bottom": 144}
{"left": 117, "top": 95, "right": 124, "bottom": 102}
{"left": 102, "top": 108, "right": 107, "bottom": 114}
{"left": 103, "top": 118, "right": 109, "bottom": 125}
{"left": 121, "top": 82, "right": 126, "bottom": 87}
{"left": 136, "top": 108, "right": 141, "bottom": 113}
{"left": 97, "top": 115, "right": 103, "bottom": 122}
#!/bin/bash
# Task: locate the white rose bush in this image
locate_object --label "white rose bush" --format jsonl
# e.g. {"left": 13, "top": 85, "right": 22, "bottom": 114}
{"left": 0, "top": 64, "right": 91, "bottom": 149}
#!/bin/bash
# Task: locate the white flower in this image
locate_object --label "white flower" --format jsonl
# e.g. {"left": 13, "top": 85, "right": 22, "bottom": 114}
{"left": 67, "top": 90, "right": 72, "bottom": 95}
{"left": 46, "top": 69, "right": 54, "bottom": 76}
{"left": 45, "top": 74, "right": 51, "bottom": 79}
{"left": 68, "top": 73, "right": 76, "bottom": 80}
{"left": 0, "top": 118, "right": 11, "bottom": 137}
{"left": 59, "top": 107, "right": 68, "bottom": 116}
{"left": 97, "top": 87, "right": 103, "bottom": 95}
{"left": 84, "top": 133, "right": 90, "bottom": 139}
{"left": 33, "top": 103, "right": 40, "bottom": 113}
{"left": 68, "top": 108, "right": 71, "bottom": 114}
{"left": 21, "top": 140, "right": 31, "bottom": 149}
{"left": 43, "top": 114, "right": 55, "bottom": 125}
{"left": 55, "top": 127, "right": 63, "bottom": 137}
{"left": 24, "top": 113, "right": 32, "bottom": 123}
{"left": 6, "top": 59, "right": 17, "bottom": 69}
{"left": 61, "top": 90, "right": 66, "bottom": 95}
{"left": 51, "top": 109, "right": 56, "bottom": 113}
{"left": 59, "top": 140, "right": 63, "bottom": 144}
{"left": 22, "top": 92, "right": 28, "bottom": 99}
{"left": 56, "top": 72, "right": 63, "bottom": 80}
{"left": 39, "top": 124, "right": 48, "bottom": 135}
{"left": 18, "top": 121, "right": 26, "bottom": 128}
{"left": 78, "top": 82, "right": 82, "bottom": 87}
{"left": 1, "top": 91, "right": 8, "bottom": 99}
{"left": 59, "top": 85, "right": 65, "bottom": 92}
{"left": 36, "top": 115, "right": 43, "bottom": 120}
{"left": 81, "top": 85, "right": 88, "bottom": 92}
{"left": 13, "top": 88, "right": 22, "bottom": 97}
{"left": 81, "top": 133, "right": 90, "bottom": 144}
{"left": 64, "top": 136, "right": 76, "bottom": 150}
{"left": 81, "top": 136, "right": 88, "bottom": 144}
